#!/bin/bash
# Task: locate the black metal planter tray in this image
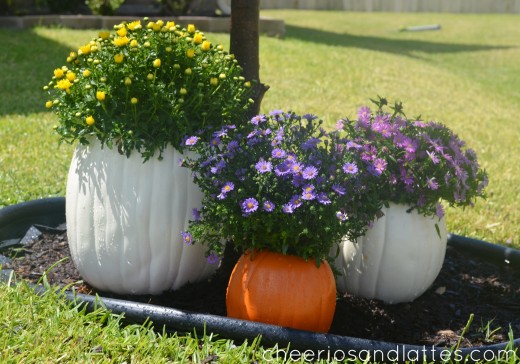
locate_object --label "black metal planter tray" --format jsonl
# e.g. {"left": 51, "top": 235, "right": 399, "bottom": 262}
{"left": 1, "top": 197, "right": 519, "bottom": 363}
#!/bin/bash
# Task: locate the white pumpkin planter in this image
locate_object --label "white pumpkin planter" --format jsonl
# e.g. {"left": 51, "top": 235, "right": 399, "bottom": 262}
{"left": 334, "top": 203, "right": 447, "bottom": 304}
{"left": 66, "top": 139, "right": 216, "bottom": 295}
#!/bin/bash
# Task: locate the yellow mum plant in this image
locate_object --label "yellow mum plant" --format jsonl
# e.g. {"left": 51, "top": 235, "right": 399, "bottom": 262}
{"left": 44, "top": 18, "right": 254, "bottom": 160}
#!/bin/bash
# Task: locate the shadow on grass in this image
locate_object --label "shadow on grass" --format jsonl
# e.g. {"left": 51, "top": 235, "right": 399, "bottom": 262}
{"left": 284, "top": 24, "right": 514, "bottom": 58}
{"left": 0, "top": 28, "right": 76, "bottom": 116}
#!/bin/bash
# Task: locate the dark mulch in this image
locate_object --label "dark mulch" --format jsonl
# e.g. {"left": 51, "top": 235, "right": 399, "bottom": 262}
{"left": 2, "top": 229, "right": 520, "bottom": 348}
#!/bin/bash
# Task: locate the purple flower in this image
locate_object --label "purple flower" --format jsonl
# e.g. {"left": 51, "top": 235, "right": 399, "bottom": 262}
{"left": 335, "top": 119, "right": 344, "bottom": 130}
{"left": 210, "top": 137, "right": 221, "bottom": 147}
{"left": 241, "top": 198, "right": 259, "bottom": 215}
{"left": 282, "top": 203, "right": 294, "bottom": 214}
{"left": 436, "top": 203, "right": 445, "bottom": 218}
{"left": 289, "top": 162, "right": 303, "bottom": 175}
{"left": 191, "top": 208, "right": 201, "bottom": 222}
{"left": 317, "top": 192, "right": 331, "bottom": 205}
{"left": 207, "top": 253, "right": 220, "bottom": 265}
{"left": 290, "top": 195, "right": 302, "bottom": 208}
{"left": 302, "top": 184, "right": 315, "bottom": 193}
{"left": 274, "top": 162, "right": 291, "bottom": 176}
{"left": 336, "top": 211, "right": 347, "bottom": 221}
{"left": 272, "top": 148, "right": 286, "bottom": 159}
{"left": 269, "top": 109, "right": 284, "bottom": 117}
{"left": 400, "top": 168, "right": 415, "bottom": 186}
{"left": 227, "top": 140, "right": 240, "bottom": 152}
{"left": 185, "top": 136, "right": 199, "bottom": 146}
{"left": 427, "top": 151, "right": 440, "bottom": 164}
{"left": 302, "top": 138, "right": 320, "bottom": 151}
{"left": 302, "top": 191, "right": 316, "bottom": 200}
{"left": 255, "top": 159, "right": 272, "bottom": 173}
{"left": 372, "top": 117, "right": 393, "bottom": 138}
{"left": 263, "top": 200, "right": 275, "bottom": 212}
{"left": 302, "top": 166, "right": 318, "bottom": 180}
{"left": 371, "top": 158, "right": 388, "bottom": 176}
{"left": 250, "top": 114, "right": 266, "bottom": 125}
{"left": 342, "top": 162, "right": 358, "bottom": 174}
{"left": 213, "top": 128, "right": 227, "bottom": 138}
{"left": 221, "top": 182, "right": 234, "bottom": 194}
{"left": 303, "top": 113, "right": 318, "bottom": 121}
{"left": 291, "top": 174, "right": 304, "bottom": 187}
{"left": 181, "top": 231, "right": 193, "bottom": 245}
{"left": 332, "top": 184, "right": 346, "bottom": 195}
{"left": 286, "top": 153, "right": 297, "bottom": 163}
{"left": 210, "top": 160, "right": 226, "bottom": 174}
{"left": 402, "top": 138, "right": 418, "bottom": 154}
{"left": 272, "top": 127, "right": 284, "bottom": 146}
{"left": 357, "top": 106, "right": 371, "bottom": 128}
{"left": 426, "top": 177, "right": 439, "bottom": 190}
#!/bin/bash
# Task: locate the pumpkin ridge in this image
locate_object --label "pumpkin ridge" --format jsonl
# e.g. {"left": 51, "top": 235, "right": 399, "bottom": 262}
{"left": 373, "top": 205, "right": 390, "bottom": 298}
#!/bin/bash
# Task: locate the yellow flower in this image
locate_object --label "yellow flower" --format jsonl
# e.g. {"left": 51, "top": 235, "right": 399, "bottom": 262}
{"left": 67, "top": 51, "right": 77, "bottom": 63}
{"left": 180, "top": 88, "right": 187, "bottom": 95}
{"left": 147, "top": 73, "right": 154, "bottom": 80}
{"left": 55, "top": 79, "right": 72, "bottom": 90}
{"left": 201, "top": 40, "right": 211, "bottom": 51}
{"left": 78, "top": 44, "right": 91, "bottom": 55}
{"left": 96, "top": 91, "right": 106, "bottom": 101}
{"left": 193, "top": 33, "right": 203, "bottom": 44}
{"left": 185, "top": 68, "right": 192, "bottom": 75}
{"left": 146, "top": 21, "right": 155, "bottom": 29}
{"left": 117, "top": 27, "right": 127, "bottom": 37}
{"left": 127, "top": 20, "right": 141, "bottom": 31}
{"left": 85, "top": 116, "right": 95, "bottom": 126}
{"left": 130, "top": 39, "right": 138, "bottom": 48}
{"left": 152, "top": 23, "right": 161, "bottom": 32}
{"left": 45, "top": 100, "right": 53, "bottom": 108}
{"left": 99, "top": 31, "right": 110, "bottom": 40}
{"left": 156, "top": 20, "right": 164, "bottom": 27}
{"left": 165, "top": 21, "right": 175, "bottom": 29}
{"left": 114, "top": 54, "right": 124, "bottom": 63}
{"left": 83, "top": 69, "right": 91, "bottom": 77}
{"left": 113, "top": 36, "right": 130, "bottom": 47}
{"left": 153, "top": 58, "right": 161, "bottom": 68}
{"left": 187, "top": 24, "right": 196, "bottom": 34}
{"left": 186, "top": 49, "right": 195, "bottom": 58}
{"left": 66, "top": 71, "right": 76, "bottom": 82}
{"left": 130, "top": 97, "right": 138, "bottom": 104}
{"left": 53, "top": 68, "right": 64, "bottom": 79}
{"left": 244, "top": 81, "right": 251, "bottom": 88}
{"left": 210, "top": 77, "right": 218, "bottom": 86}
{"left": 124, "top": 77, "right": 132, "bottom": 86}
{"left": 219, "top": 73, "right": 226, "bottom": 80}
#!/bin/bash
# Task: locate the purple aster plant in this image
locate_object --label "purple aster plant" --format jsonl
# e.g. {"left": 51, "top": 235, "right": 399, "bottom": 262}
{"left": 182, "top": 109, "right": 395, "bottom": 262}
{"left": 337, "top": 95, "right": 487, "bottom": 219}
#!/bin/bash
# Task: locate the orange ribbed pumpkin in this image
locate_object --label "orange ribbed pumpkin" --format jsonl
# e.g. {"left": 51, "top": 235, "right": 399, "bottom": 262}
{"left": 226, "top": 250, "right": 336, "bottom": 332}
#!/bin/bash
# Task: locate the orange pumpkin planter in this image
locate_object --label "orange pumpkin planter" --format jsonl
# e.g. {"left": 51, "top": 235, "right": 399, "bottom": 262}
{"left": 226, "top": 250, "right": 337, "bottom": 333}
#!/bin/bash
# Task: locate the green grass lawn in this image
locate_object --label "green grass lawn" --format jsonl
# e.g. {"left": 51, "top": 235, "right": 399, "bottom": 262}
{"left": 1, "top": 10, "right": 519, "bottom": 363}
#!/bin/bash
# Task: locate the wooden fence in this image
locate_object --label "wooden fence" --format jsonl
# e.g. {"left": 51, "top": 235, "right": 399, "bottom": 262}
{"left": 260, "top": 0, "right": 520, "bottom": 13}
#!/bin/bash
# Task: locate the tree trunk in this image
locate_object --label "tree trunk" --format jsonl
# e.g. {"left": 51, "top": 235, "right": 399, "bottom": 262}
{"left": 229, "top": 0, "right": 269, "bottom": 117}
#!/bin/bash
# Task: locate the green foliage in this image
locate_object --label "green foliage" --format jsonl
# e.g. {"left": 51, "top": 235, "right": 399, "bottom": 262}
{"left": 85, "top": 0, "right": 125, "bottom": 15}
{"left": 44, "top": 19, "right": 254, "bottom": 161}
